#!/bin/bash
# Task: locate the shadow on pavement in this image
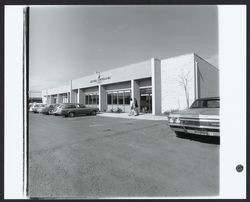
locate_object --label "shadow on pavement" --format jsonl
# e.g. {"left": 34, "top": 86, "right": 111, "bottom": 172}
{"left": 176, "top": 133, "right": 220, "bottom": 145}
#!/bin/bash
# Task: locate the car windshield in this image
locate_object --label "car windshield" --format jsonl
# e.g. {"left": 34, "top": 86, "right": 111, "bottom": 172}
{"left": 190, "top": 99, "right": 220, "bottom": 108}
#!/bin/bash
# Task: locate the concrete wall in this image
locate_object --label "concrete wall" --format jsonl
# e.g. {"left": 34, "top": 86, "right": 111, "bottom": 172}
{"left": 105, "top": 81, "right": 131, "bottom": 91}
{"left": 82, "top": 86, "right": 98, "bottom": 93}
{"left": 138, "top": 77, "right": 152, "bottom": 87}
{"left": 78, "top": 89, "right": 85, "bottom": 104}
{"left": 161, "top": 54, "right": 195, "bottom": 113}
{"left": 70, "top": 90, "right": 78, "bottom": 103}
{"left": 99, "top": 85, "right": 106, "bottom": 111}
{"left": 194, "top": 54, "right": 219, "bottom": 98}
{"left": 71, "top": 60, "right": 151, "bottom": 90}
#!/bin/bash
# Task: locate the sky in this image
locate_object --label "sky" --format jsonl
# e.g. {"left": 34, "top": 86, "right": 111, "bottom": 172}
{"left": 29, "top": 5, "right": 218, "bottom": 92}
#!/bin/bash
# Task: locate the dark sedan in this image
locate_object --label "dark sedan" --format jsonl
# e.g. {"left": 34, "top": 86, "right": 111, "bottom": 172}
{"left": 53, "top": 103, "right": 99, "bottom": 117}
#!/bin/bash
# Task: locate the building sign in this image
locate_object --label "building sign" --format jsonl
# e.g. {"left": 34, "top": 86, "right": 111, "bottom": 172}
{"left": 90, "top": 75, "right": 111, "bottom": 84}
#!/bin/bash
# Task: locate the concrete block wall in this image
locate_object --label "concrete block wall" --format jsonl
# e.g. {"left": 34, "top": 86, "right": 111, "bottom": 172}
{"left": 99, "top": 85, "right": 107, "bottom": 111}
{"left": 161, "top": 54, "right": 195, "bottom": 113}
{"left": 194, "top": 54, "right": 219, "bottom": 98}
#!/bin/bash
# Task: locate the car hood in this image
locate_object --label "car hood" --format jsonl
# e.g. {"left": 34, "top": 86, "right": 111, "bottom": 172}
{"left": 170, "top": 108, "right": 219, "bottom": 119}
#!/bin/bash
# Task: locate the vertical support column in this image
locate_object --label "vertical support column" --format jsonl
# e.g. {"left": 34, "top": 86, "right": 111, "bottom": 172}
{"left": 151, "top": 58, "right": 162, "bottom": 115}
{"left": 69, "top": 79, "right": 72, "bottom": 103}
{"left": 194, "top": 61, "right": 199, "bottom": 99}
{"left": 56, "top": 94, "right": 59, "bottom": 104}
{"left": 99, "top": 85, "right": 106, "bottom": 111}
{"left": 46, "top": 95, "right": 49, "bottom": 104}
{"left": 131, "top": 79, "right": 140, "bottom": 111}
{"left": 76, "top": 90, "right": 78, "bottom": 103}
{"left": 45, "top": 90, "right": 48, "bottom": 104}
{"left": 67, "top": 92, "right": 70, "bottom": 103}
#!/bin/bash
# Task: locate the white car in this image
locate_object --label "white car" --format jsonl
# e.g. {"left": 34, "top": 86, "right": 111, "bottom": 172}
{"left": 168, "top": 97, "right": 220, "bottom": 137}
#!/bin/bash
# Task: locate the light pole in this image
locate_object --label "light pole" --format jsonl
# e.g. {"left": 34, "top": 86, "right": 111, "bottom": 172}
{"left": 95, "top": 71, "right": 101, "bottom": 83}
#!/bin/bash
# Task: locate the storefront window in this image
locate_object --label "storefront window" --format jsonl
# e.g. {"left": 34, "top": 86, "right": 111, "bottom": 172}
{"left": 107, "top": 93, "right": 112, "bottom": 104}
{"left": 112, "top": 92, "right": 117, "bottom": 104}
{"left": 93, "top": 94, "right": 97, "bottom": 105}
{"left": 118, "top": 92, "right": 123, "bottom": 105}
{"left": 124, "top": 91, "right": 130, "bottom": 104}
{"left": 85, "top": 95, "right": 89, "bottom": 104}
{"left": 89, "top": 94, "right": 93, "bottom": 105}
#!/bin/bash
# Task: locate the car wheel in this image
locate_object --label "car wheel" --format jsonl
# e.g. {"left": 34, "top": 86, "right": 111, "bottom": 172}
{"left": 91, "top": 110, "right": 96, "bottom": 116}
{"left": 68, "top": 112, "right": 75, "bottom": 118}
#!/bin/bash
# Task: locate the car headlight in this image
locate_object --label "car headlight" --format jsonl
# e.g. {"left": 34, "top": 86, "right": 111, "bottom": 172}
{"left": 169, "top": 117, "right": 174, "bottom": 123}
{"left": 175, "top": 118, "right": 180, "bottom": 124}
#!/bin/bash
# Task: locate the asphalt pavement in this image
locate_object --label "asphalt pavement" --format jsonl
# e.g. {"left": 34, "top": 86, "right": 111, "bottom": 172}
{"left": 28, "top": 112, "right": 219, "bottom": 198}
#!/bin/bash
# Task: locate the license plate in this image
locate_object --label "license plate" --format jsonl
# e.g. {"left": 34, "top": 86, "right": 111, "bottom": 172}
{"left": 195, "top": 130, "right": 207, "bottom": 135}
{"left": 187, "top": 129, "right": 207, "bottom": 135}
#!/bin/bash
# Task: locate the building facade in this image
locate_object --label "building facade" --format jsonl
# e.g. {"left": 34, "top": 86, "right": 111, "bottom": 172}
{"left": 42, "top": 53, "right": 219, "bottom": 115}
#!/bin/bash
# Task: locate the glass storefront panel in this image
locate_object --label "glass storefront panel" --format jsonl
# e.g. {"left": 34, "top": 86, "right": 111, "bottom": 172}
{"left": 93, "top": 94, "right": 97, "bottom": 105}
{"left": 106, "top": 90, "right": 131, "bottom": 112}
{"left": 85, "top": 95, "right": 89, "bottom": 104}
{"left": 118, "top": 92, "right": 123, "bottom": 105}
{"left": 140, "top": 88, "right": 152, "bottom": 113}
{"left": 90, "top": 95, "right": 93, "bottom": 105}
{"left": 112, "top": 92, "right": 117, "bottom": 104}
{"left": 85, "top": 92, "right": 98, "bottom": 106}
{"left": 107, "top": 93, "right": 112, "bottom": 104}
{"left": 124, "top": 91, "right": 130, "bottom": 104}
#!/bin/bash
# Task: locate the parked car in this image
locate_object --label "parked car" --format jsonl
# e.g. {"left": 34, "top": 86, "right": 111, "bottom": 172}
{"left": 47, "top": 104, "right": 61, "bottom": 115}
{"left": 50, "top": 104, "right": 62, "bottom": 115}
{"left": 168, "top": 97, "right": 220, "bottom": 137}
{"left": 37, "top": 104, "right": 57, "bottom": 115}
{"left": 53, "top": 103, "right": 99, "bottom": 117}
{"left": 29, "top": 103, "right": 36, "bottom": 112}
{"left": 31, "top": 103, "right": 46, "bottom": 113}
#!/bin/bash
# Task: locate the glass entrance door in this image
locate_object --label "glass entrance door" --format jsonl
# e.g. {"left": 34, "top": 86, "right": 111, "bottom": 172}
{"left": 140, "top": 88, "right": 152, "bottom": 113}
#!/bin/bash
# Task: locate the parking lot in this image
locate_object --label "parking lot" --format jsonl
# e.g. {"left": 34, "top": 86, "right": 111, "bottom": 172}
{"left": 28, "top": 112, "right": 219, "bottom": 198}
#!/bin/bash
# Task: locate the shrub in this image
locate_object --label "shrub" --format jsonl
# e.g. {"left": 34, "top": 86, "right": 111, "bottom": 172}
{"left": 115, "top": 107, "right": 123, "bottom": 113}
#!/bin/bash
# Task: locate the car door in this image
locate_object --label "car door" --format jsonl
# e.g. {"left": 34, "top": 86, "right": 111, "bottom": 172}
{"left": 78, "top": 104, "right": 87, "bottom": 115}
{"left": 74, "top": 104, "right": 82, "bottom": 115}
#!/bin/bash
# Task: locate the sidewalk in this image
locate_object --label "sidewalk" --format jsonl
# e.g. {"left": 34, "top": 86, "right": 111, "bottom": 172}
{"left": 97, "top": 112, "right": 168, "bottom": 121}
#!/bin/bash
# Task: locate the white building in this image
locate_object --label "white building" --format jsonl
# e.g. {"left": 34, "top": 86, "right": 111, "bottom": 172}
{"left": 42, "top": 53, "right": 219, "bottom": 115}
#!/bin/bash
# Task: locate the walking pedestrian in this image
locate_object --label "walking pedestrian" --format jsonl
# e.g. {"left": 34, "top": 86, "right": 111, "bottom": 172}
{"left": 134, "top": 98, "right": 139, "bottom": 116}
{"left": 129, "top": 98, "right": 134, "bottom": 116}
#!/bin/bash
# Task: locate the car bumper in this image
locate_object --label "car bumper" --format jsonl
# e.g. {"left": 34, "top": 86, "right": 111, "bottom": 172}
{"left": 169, "top": 125, "right": 220, "bottom": 137}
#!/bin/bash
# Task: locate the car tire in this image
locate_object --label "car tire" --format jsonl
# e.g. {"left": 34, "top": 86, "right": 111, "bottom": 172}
{"left": 68, "top": 112, "right": 75, "bottom": 118}
{"left": 91, "top": 110, "right": 96, "bottom": 116}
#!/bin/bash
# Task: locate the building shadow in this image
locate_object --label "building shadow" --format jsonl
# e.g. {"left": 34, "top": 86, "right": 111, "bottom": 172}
{"left": 176, "top": 132, "right": 220, "bottom": 145}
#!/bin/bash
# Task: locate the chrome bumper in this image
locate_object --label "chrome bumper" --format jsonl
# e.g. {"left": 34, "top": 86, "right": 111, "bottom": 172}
{"left": 170, "top": 125, "right": 220, "bottom": 137}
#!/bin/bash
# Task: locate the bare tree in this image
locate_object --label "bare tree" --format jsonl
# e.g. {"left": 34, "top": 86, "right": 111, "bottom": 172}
{"left": 177, "top": 70, "right": 192, "bottom": 108}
